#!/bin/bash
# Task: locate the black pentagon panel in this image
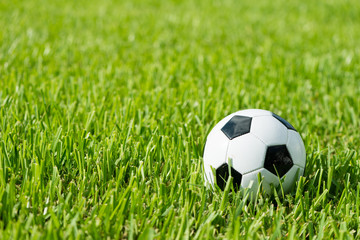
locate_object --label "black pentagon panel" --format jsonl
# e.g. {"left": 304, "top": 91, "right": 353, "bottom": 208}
{"left": 272, "top": 113, "right": 296, "bottom": 131}
{"left": 216, "top": 163, "right": 242, "bottom": 191}
{"left": 264, "top": 145, "right": 293, "bottom": 178}
{"left": 221, "top": 115, "right": 252, "bottom": 140}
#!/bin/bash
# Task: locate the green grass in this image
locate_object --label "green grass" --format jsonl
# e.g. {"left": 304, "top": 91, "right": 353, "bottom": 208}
{"left": 1, "top": 0, "right": 360, "bottom": 238}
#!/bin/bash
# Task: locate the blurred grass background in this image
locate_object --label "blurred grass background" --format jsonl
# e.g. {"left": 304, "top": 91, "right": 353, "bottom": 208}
{"left": 1, "top": 0, "right": 360, "bottom": 238}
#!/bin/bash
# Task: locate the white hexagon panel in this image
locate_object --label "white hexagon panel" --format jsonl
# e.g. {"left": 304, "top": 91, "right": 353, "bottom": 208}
{"left": 227, "top": 134, "right": 267, "bottom": 175}
{"left": 241, "top": 168, "right": 279, "bottom": 195}
{"left": 286, "top": 130, "right": 306, "bottom": 169}
{"left": 203, "top": 127, "right": 230, "bottom": 185}
{"left": 233, "top": 109, "right": 272, "bottom": 118}
{"left": 250, "top": 116, "right": 288, "bottom": 146}
{"left": 281, "top": 165, "right": 304, "bottom": 193}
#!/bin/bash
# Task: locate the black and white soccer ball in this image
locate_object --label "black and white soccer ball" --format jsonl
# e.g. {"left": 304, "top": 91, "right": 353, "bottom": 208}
{"left": 203, "top": 109, "right": 306, "bottom": 195}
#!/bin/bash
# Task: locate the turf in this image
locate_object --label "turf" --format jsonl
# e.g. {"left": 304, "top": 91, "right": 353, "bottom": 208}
{"left": 1, "top": 0, "right": 360, "bottom": 239}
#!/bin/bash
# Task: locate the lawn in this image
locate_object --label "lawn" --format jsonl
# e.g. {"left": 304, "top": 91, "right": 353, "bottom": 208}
{"left": 1, "top": 0, "right": 360, "bottom": 238}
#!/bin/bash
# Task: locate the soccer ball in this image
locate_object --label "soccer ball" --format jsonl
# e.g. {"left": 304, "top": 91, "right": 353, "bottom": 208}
{"left": 203, "top": 109, "right": 306, "bottom": 195}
